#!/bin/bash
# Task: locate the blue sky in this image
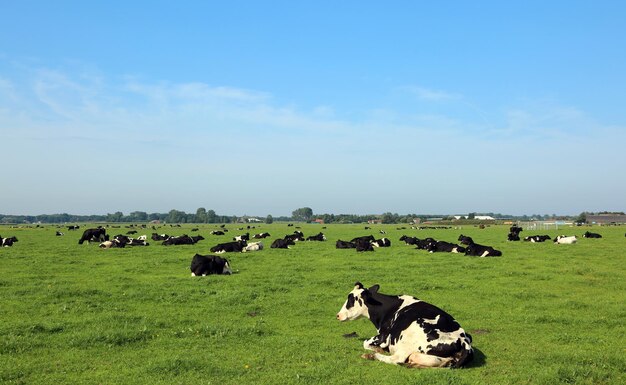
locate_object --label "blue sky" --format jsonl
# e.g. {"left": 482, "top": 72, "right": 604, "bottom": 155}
{"left": 1, "top": 1, "right": 625, "bottom": 216}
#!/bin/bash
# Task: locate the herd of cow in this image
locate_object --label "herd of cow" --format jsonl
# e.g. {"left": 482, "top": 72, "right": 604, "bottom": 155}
{"left": 0, "top": 224, "right": 615, "bottom": 369}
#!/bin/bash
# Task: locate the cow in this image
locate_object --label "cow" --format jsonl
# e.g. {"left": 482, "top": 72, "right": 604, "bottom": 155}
{"left": 457, "top": 235, "right": 474, "bottom": 245}
{"left": 210, "top": 230, "right": 225, "bottom": 236}
{"left": 1, "top": 236, "right": 18, "bottom": 247}
{"left": 582, "top": 231, "right": 602, "bottom": 239}
{"left": 399, "top": 235, "right": 418, "bottom": 245}
{"left": 55, "top": 231, "right": 64, "bottom": 236}
{"left": 136, "top": 235, "right": 147, "bottom": 241}
{"left": 253, "top": 232, "right": 271, "bottom": 239}
{"left": 306, "top": 232, "right": 326, "bottom": 241}
{"left": 336, "top": 282, "right": 473, "bottom": 368}
{"left": 336, "top": 240, "right": 357, "bottom": 249}
{"left": 233, "top": 233, "right": 250, "bottom": 242}
{"left": 271, "top": 238, "right": 294, "bottom": 249}
{"left": 78, "top": 228, "right": 107, "bottom": 244}
{"left": 210, "top": 240, "right": 247, "bottom": 253}
{"left": 554, "top": 235, "right": 577, "bottom": 244}
{"left": 523, "top": 235, "right": 551, "bottom": 242}
{"left": 371, "top": 238, "right": 391, "bottom": 248}
{"left": 507, "top": 225, "right": 523, "bottom": 241}
{"left": 355, "top": 238, "right": 374, "bottom": 252}
{"left": 243, "top": 242, "right": 263, "bottom": 252}
{"left": 426, "top": 240, "right": 466, "bottom": 253}
{"left": 351, "top": 235, "right": 375, "bottom": 244}
{"left": 67, "top": 225, "right": 80, "bottom": 230}
{"left": 284, "top": 231, "right": 305, "bottom": 242}
{"left": 190, "top": 254, "right": 233, "bottom": 276}
{"left": 507, "top": 232, "right": 521, "bottom": 241}
{"left": 415, "top": 238, "right": 436, "bottom": 250}
{"left": 162, "top": 235, "right": 195, "bottom": 246}
{"left": 151, "top": 233, "right": 169, "bottom": 241}
{"left": 464, "top": 241, "right": 502, "bottom": 257}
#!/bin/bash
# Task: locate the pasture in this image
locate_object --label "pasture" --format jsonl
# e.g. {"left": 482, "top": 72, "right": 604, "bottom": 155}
{"left": 1, "top": 223, "right": 625, "bottom": 384}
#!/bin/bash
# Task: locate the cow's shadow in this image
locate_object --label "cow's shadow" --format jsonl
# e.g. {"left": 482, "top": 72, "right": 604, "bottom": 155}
{"left": 465, "top": 347, "right": 487, "bottom": 368}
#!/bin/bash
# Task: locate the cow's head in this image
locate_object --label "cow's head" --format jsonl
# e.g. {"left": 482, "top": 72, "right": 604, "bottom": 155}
{"left": 336, "top": 282, "right": 380, "bottom": 321}
{"left": 222, "top": 258, "right": 233, "bottom": 275}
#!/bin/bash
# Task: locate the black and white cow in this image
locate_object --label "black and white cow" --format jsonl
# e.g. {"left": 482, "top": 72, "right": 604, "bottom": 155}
{"left": 457, "top": 235, "right": 474, "bottom": 246}
{"left": 425, "top": 240, "right": 466, "bottom": 253}
{"left": 336, "top": 283, "right": 473, "bottom": 368}
{"left": 210, "top": 230, "right": 225, "bottom": 236}
{"left": 399, "top": 235, "right": 419, "bottom": 245}
{"left": 351, "top": 235, "right": 375, "bottom": 244}
{"left": 271, "top": 238, "right": 294, "bottom": 249}
{"left": 355, "top": 238, "right": 374, "bottom": 252}
{"left": 523, "top": 235, "right": 551, "bottom": 242}
{"left": 306, "top": 232, "right": 326, "bottom": 241}
{"left": 210, "top": 240, "right": 247, "bottom": 253}
{"left": 371, "top": 238, "right": 391, "bottom": 248}
{"left": 243, "top": 242, "right": 263, "bottom": 252}
{"left": 1, "top": 236, "right": 18, "bottom": 247}
{"left": 554, "top": 235, "right": 577, "bottom": 244}
{"left": 233, "top": 233, "right": 250, "bottom": 241}
{"left": 582, "top": 231, "right": 602, "bottom": 239}
{"left": 415, "top": 238, "right": 436, "bottom": 250}
{"left": 55, "top": 231, "right": 64, "bottom": 236}
{"left": 336, "top": 240, "right": 357, "bottom": 249}
{"left": 507, "top": 225, "right": 523, "bottom": 241}
{"left": 284, "top": 231, "right": 305, "bottom": 242}
{"left": 151, "top": 233, "right": 169, "bottom": 241}
{"left": 78, "top": 228, "right": 107, "bottom": 244}
{"left": 253, "top": 232, "right": 271, "bottom": 239}
{"left": 190, "top": 254, "right": 233, "bottom": 276}
{"left": 464, "top": 241, "right": 502, "bottom": 257}
{"left": 162, "top": 235, "right": 195, "bottom": 246}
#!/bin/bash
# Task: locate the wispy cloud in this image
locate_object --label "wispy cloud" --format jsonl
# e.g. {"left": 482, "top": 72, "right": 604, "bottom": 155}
{"left": 399, "top": 85, "right": 461, "bottom": 101}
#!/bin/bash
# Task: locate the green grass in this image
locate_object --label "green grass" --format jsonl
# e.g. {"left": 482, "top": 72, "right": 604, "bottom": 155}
{"left": 1, "top": 223, "right": 625, "bottom": 384}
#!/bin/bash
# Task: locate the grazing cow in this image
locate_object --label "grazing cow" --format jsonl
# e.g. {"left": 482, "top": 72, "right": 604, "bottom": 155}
{"left": 243, "top": 242, "right": 263, "bottom": 252}
{"left": 371, "top": 238, "right": 391, "bottom": 248}
{"left": 306, "top": 232, "right": 326, "bottom": 241}
{"left": 190, "top": 254, "right": 233, "bottom": 276}
{"left": 162, "top": 235, "right": 196, "bottom": 246}
{"left": 253, "top": 232, "right": 271, "bottom": 239}
{"left": 1, "top": 236, "right": 18, "bottom": 247}
{"left": 55, "top": 231, "right": 65, "bottom": 236}
{"left": 554, "top": 235, "right": 577, "bottom": 244}
{"left": 399, "top": 235, "right": 418, "bottom": 245}
{"left": 151, "top": 233, "right": 169, "bottom": 241}
{"left": 464, "top": 241, "right": 502, "bottom": 257}
{"left": 523, "top": 235, "right": 551, "bottom": 243}
{"left": 336, "top": 240, "right": 357, "bottom": 249}
{"left": 582, "top": 231, "right": 602, "bottom": 239}
{"left": 426, "top": 240, "right": 466, "bottom": 253}
{"left": 457, "top": 235, "right": 474, "bottom": 245}
{"left": 336, "top": 282, "right": 473, "bottom": 368}
{"left": 271, "top": 238, "right": 294, "bottom": 249}
{"left": 78, "top": 228, "right": 107, "bottom": 244}
{"left": 355, "top": 238, "right": 374, "bottom": 252}
{"left": 233, "top": 233, "right": 250, "bottom": 242}
{"left": 210, "top": 240, "right": 247, "bottom": 253}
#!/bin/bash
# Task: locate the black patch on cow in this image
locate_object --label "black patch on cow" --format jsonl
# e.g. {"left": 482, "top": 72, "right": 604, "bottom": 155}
{"left": 426, "top": 338, "right": 463, "bottom": 358}
{"left": 346, "top": 294, "right": 355, "bottom": 309}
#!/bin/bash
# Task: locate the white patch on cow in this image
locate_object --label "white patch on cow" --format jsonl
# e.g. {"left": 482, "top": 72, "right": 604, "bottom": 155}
{"left": 215, "top": 250, "right": 225, "bottom": 254}
{"left": 336, "top": 286, "right": 371, "bottom": 322}
{"left": 191, "top": 272, "right": 196, "bottom": 277}
{"left": 480, "top": 250, "right": 490, "bottom": 257}
{"left": 223, "top": 261, "right": 233, "bottom": 275}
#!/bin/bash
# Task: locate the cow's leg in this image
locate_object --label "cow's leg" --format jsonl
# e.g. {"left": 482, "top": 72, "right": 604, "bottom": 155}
{"left": 405, "top": 352, "right": 454, "bottom": 368}
{"left": 363, "top": 336, "right": 386, "bottom": 353}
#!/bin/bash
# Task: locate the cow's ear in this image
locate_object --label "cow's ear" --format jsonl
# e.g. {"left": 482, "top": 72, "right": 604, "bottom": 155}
{"left": 369, "top": 284, "right": 380, "bottom": 293}
{"left": 354, "top": 282, "right": 364, "bottom": 290}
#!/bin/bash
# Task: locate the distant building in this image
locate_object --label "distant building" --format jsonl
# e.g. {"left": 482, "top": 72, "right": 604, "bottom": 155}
{"left": 453, "top": 215, "right": 495, "bottom": 220}
{"left": 368, "top": 219, "right": 382, "bottom": 224}
{"left": 312, "top": 219, "right": 324, "bottom": 224}
{"left": 586, "top": 214, "right": 626, "bottom": 224}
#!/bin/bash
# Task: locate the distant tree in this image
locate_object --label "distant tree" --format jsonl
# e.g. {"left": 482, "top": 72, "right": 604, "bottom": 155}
{"left": 381, "top": 212, "right": 397, "bottom": 224}
{"left": 129, "top": 211, "right": 148, "bottom": 222}
{"left": 292, "top": 207, "right": 313, "bottom": 222}
{"left": 195, "top": 207, "right": 208, "bottom": 223}
{"left": 575, "top": 212, "right": 587, "bottom": 224}
{"left": 265, "top": 215, "right": 274, "bottom": 224}
{"left": 467, "top": 212, "right": 476, "bottom": 220}
{"left": 166, "top": 209, "right": 187, "bottom": 223}
{"left": 107, "top": 211, "right": 124, "bottom": 222}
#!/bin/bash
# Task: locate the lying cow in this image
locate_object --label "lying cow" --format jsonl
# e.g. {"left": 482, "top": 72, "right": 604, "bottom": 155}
{"left": 306, "top": 232, "right": 326, "bottom": 241}
{"left": 253, "top": 232, "right": 271, "bottom": 239}
{"left": 523, "top": 235, "right": 551, "bottom": 242}
{"left": 426, "top": 240, "right": 466, "bottom": 253}
{"left": 243, "top": 242, "right": 263, "bottom": 252}
{"left": 151, "top": 233, "right": 169, "bottom": 241}
{"left": 464, "top": 241, "right": 502, "bottom": 257}
{"left": 457, "top": 235, "right": 474, "bottom": 245}
{"left": 554, "top": 235, "right": 577, "bottom": 244}
{"left": 210, "top": 240, "right": 247, "bottom": 253}
{"left": 190, "top": 254, "right": 233, "bottom": 276}
{"left": 355, "top": 238, "right": 374, "bottom": 252}
{"left": 162, "top": 235, "right": 195, "bottom": 246}
{"left": 371, "top": 238, "right": 391, "bottom": 248}
{"left": 1, "top": 236, "right": 18, "bottom": 247}
{"left": 271, "top": 238, "right": 294, "bottom": 249}
{"left": 336, "top": 240, "right": 356, "bottom": 249}
{"left": 582, "top": 231, "right": 602, "bottom": 239}
{"left": 399, "top": 235, "right": 418, "bottom": 245}
{"left": 233, "top": 233, "right": 250, "bottom": 241}
{"left": 337, "top": 282, "right": 473, "bottom": 368}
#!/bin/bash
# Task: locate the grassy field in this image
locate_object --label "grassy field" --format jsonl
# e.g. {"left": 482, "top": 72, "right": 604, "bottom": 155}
{"left": 1, "top": 223, "right": 625, "bottom": 384}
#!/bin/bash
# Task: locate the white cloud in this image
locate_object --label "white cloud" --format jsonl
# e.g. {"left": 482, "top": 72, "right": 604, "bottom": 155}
{"left": 400, "top": 85, "right": 461, "bottom": 101}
